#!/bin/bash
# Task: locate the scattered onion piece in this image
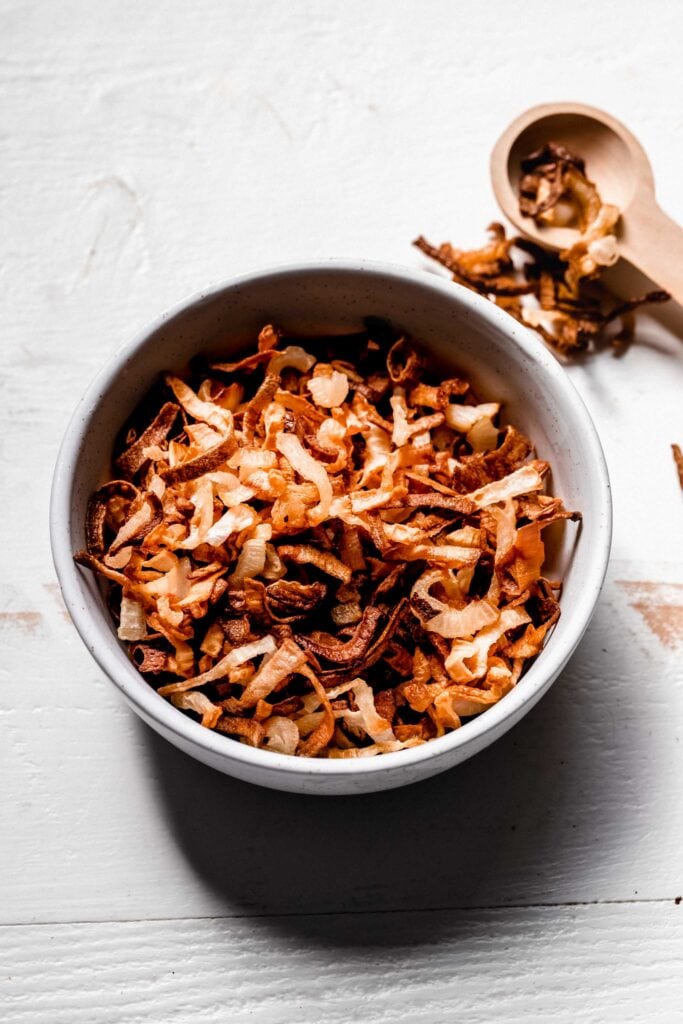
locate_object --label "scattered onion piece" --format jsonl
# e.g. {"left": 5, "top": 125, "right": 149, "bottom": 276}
{"left": 118, "top": 595, "right": 148, "bottom": 641}
{"left": 415, "top": 144, "right": 669, "bottom": 356}
{"left": 262, "top": 716, "right": 300, "bottom": 755}
{"left": 307, "top": 370, "right": 349, "bottom": 408}
{"left": 171, "top": 691, "right": 222, "bottom": 729}
{"left": 276, "top": 431, "right": 333, "bottom": 521}
{"left": 237, "top": 639, "right": 309, "bottom": 710}
{"left": 425, "top": 599, "right": 499, "bottom": 640}
{"left": 157, "top": 636, "right": 277, "bottom": 696}
{"left": 672, "top": 444, "right": 683, "bottom": 490}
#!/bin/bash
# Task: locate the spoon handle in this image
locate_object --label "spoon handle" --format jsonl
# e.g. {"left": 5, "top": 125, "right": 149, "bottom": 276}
{"left": 622, "top": 201, "right": 683, "bottom": 306}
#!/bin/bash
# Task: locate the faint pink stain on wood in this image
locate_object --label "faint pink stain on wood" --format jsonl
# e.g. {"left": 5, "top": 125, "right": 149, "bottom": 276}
{"left": 43, "top": 581, "right": 71, "bottom": 622}
{"left": 616, "top": 581, "right": 683, "bottom": 650}
{"left": 0, "top": 611, "right": 42, "bottom": 632}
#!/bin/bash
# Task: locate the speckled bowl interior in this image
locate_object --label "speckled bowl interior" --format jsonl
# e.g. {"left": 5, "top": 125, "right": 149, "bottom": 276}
{"left": 51, "top": 261, "right": 611, "bottom": 795}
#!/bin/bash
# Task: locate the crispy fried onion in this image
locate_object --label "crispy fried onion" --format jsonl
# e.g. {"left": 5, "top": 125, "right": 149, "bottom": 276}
{"left": 518, "top": 142, "right": 624, "bottom": 294}
{"left": 415, "top": 144, "right": 669, "bottom": 356}
{"left": 76, "top": 322, "right": 579, "bottom": 757}
{"left": 672, "top": 444, "right": 683, "bottom": 490}
{"left": 116, "top": 403, "right": 180, "bottom": 479}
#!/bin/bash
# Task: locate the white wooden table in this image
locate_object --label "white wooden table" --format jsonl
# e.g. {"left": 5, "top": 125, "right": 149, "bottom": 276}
{"left": 3, "top": 2, "right": 683, "bottom": 1020}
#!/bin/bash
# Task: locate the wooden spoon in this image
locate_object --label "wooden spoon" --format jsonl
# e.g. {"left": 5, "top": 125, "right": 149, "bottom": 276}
{"left": 490, "top": 101, "right": 683, "bottom": 304}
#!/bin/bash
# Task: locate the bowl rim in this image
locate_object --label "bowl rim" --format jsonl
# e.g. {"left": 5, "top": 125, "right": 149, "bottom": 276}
{"left": 50, "top": 257, "right": 612, "bottom": 779}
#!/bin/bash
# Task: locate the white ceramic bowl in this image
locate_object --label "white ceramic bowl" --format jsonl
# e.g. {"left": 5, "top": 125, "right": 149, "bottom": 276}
{"left": 50, "top": 260, "right": 611, "bottom": 795}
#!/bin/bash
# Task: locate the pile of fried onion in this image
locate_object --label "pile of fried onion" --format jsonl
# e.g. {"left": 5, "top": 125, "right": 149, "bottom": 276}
{"left": 416, "top": 142, "right": 668, "bottom": 356}
{"left": 75, "top": 322, "right": 580, "bottom": 758}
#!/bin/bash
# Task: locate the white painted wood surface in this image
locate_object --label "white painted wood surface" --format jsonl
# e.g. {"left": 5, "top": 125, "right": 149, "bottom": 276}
{"left": 2, "top": 1, "right": 682, "bottom": 1020}
{"left": 3, "top": 903, "right": 682, "bottom": 1024}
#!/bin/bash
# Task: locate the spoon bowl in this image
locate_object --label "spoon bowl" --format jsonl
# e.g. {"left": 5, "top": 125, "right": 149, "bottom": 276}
{"left": 491, "top": 102, "right": 683, "bottom": 303}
